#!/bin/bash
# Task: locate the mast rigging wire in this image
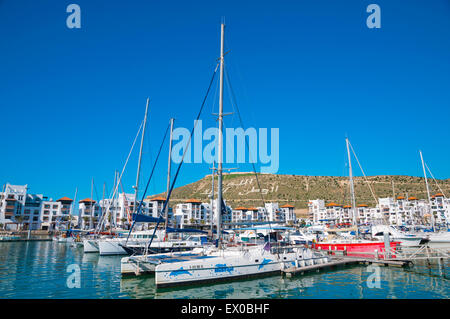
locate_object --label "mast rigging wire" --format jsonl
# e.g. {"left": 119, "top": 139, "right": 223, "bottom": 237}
{"left": 133, "top": 63, "right": 220, "bottom": 250}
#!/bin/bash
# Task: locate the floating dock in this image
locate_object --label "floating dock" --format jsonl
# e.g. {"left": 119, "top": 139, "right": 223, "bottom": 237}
{"left": 282, "top": 256, "right": 412, "bottom": 278}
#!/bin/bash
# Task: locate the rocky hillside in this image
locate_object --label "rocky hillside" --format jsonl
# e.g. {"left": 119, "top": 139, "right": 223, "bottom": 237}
{"left": 151, "top": 173, "right": 450, "bottom": 212}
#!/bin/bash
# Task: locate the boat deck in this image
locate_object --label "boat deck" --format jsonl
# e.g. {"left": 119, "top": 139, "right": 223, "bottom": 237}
{"left": 129, "top": 252, "right": 215, "bottom": 265}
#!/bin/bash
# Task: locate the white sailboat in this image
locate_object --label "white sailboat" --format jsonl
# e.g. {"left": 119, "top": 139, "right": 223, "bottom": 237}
{"left": 418, "top": 150, "right": 450, "bottom": 249}
{"left": 147, "top": 22, "right": 328, "bottom": 288}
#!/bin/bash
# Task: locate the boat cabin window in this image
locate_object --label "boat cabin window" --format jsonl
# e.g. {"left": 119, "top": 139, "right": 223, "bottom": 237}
{"left": 374, "top": 232, "right": 392, "bottom": 236}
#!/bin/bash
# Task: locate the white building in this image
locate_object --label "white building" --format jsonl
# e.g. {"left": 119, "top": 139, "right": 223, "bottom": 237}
{"left": 0, "top": 183, "right": 77, "bottom": 231}
{"left": 309, "top": 194, "right": 450, "bottom": 227}
{"left": 264, "top": 202, "right": 284, "bottom": 222}
{"left": 280, "top": 204, "right": 297, "bottom": 224}
{"left": 308, "top": 199, "right": 325, "bottom": 224}
{"left": 78, "top": 198, "right": 101, "bottom": 230}
{"left": 40, "top": 196, "right": 77, "bottom": 231}
{"left": 173, "top": 198, "right": 232, "bottom": 229}
{"left": 430, "top": 193, "right": 450, "bottom": 225}
{"left": 174, "top": 199, "right": 209, "bottom": 228}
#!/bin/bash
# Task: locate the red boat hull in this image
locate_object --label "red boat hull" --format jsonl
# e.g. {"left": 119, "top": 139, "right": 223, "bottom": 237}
{"left": 313, "top": 241, "right": 400, "bottom": 258}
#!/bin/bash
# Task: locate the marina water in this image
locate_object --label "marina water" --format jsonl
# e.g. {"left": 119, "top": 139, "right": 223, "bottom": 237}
{"left": 0, "top": 241, "right": 448, "bottom": 299}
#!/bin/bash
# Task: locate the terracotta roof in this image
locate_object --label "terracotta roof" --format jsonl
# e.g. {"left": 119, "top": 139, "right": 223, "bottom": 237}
{"left": 357, "top": 204, "right": 368, "bottom": 207}
{"left": 79, "top": 198, "right": 96, "bottom": 203}
{"left": 397, "top": 196, "right": 405, "bottom": 200}
{"left": 343, "top": 205, "right": 352, "bottom": 208}
{"left": 57, "top": 196, "right": 73, "bottom": 202}
{"left": 434, "top": 193, "right": 444, "bottom": 197}
{"left": 185, "top": 198, "right": 202, "bottom": 204}
{"left": 280, "top": 204, "right": 295, "bottom": 208}
{"left": 326, "top": 202, "right": 341, "bottom": 207}
{"left": 234, "top": 206, "right": 247, "bottom": 210}
{"left": 149, "top": 196, "right": 166, "bottom": 201}
{"left": 247, "top": 207, "right": 259, "bottom": 211}
{"left": 408, "top": 196, "right": 418, "bottom": 201}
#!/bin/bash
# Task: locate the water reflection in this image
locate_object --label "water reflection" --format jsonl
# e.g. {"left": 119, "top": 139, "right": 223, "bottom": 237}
{"left": 0, "top": 241, "right": 448, "bottom": 299}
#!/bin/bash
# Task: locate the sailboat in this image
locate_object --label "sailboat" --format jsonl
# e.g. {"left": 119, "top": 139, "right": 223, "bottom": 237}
{"left": 121, "top": 22, "right": 330, "bottom": 287}
{"left": 417, "top": 150, "right": 450, "bottom": 248}
{"left": 54, "top": 189, "right": 78, "bottom": 243}
{"left": 84, "top": 101, "right": 149, "bottom": 254}
{"left": 96, "top": 100, "right": 151, "bottom": 255}
{"left": 102, "top": 117, "right": 215, "bottom": 256}
{"left": 313, "top": 138, "right": 401, "bottom": 255}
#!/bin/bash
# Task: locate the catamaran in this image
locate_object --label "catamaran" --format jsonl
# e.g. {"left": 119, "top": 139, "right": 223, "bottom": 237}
{"left": 121, "top": 22, "right": 330, "bottom": 288}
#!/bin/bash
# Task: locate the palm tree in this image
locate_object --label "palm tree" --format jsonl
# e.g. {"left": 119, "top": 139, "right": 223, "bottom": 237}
{"left": 15, "top": 216, "right": 24, "bottom": 231}
{"left": 82, "top": 217, "right": 89, "bottom": 230}
{"left": 121, "top": 218, "right": 127, "bottom": 229}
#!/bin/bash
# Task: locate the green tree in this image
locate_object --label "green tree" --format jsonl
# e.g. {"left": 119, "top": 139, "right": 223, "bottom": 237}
{"left": 82, "top": 217, "right": 89, "bottom": 229}
{"left": 15, "top": 216, "right": 24, "bottom": 231}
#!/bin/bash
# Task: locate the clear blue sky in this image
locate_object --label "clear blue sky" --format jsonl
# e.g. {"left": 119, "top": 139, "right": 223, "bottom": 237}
{"left": 1, "top": 0, "right": 449, "bottom": 201}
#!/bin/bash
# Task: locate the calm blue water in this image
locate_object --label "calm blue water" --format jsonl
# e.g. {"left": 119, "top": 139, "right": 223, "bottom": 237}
{"left": 0, "top": 241, "right": 448, "bottom": 299}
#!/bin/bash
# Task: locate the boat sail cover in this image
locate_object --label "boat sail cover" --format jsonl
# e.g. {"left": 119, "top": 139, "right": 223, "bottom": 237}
{"left": 131, "top": 214, "right": 164, "bottom": 223}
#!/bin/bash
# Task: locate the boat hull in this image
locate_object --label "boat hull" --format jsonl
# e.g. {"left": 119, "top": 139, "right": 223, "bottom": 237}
{"left": 83, "top": 239, "right": 99, "bottom": 253}
{"left": 98, "top": 240, "right": 127, "bottom": 255}
{"left": 313, "top": 241, "right": 400, "bottom": 257}
{"left": 397, "top": 237, "right": 422, "bottom": 247}
{"left": 154, "top": 247, "right": 328, "bottom": 288}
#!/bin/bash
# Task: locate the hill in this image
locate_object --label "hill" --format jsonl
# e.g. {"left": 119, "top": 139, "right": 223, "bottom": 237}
{"left": 151, "top": 173, "right": 450, "bottom": 212}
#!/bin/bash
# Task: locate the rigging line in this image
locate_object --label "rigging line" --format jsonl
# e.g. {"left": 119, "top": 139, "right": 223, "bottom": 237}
{"left": 93, "top": 179, "right": 101, "bottom": 203}
{"left": 211, "top": 70, "right": 220, "bottom": 116}
{"left": 96, "top": 120, "right": 144, "bottom": 234}
{"left": 224, "top": 63, "right": 278, "bottom": 249}
{"left": 126, "top": 121, "right": 171, "bottom": 242}
{"left": 348, "top": 140, "right": 379, "bottom": 205}
{"left": 92, "top": 179, "right": 103, "bottom": 226}
{"left": 424, "top": 162, "right": 446, "bottom": 197}
{"left": 98, "top": 181, "right": 109, "bottom": 230}
{"left": 144, "top": 63, "right": 220, "bottom": 251}
{"left": 224, "top": 63, "right": 266, "bottom": 208}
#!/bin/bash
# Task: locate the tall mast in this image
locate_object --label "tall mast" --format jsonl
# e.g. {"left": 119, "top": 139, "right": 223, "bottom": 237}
{"left": 420, "top": 150, "right": 432, "bottom": 202}
{"left": 164, "top": 118, "right": 174, "bottom": 230}
{"left": 420, "top": 150, "right": 434, "bottom": 229}
{"left": 210, "top": 162, "right": 215, "bottom": 235}
{"left": 90, "top": 178, "right": 94, "bottom": 230}
{"left": 111, "top": 171, "right": 117, "bottom": 231}
{"left": 134, "top": 98, "right": 150, "bottom": 214}
{"left": 346, "top": 138, "right": 357, "bottom": 227}
{"left": 69, "top": 187, "right": 77, "bottom": 230}
{"left": 216, "top": 22, "right": 225, "bottom": 247}
{"left": 391, "top": 180, "right": 397, "bottom": 225}
{"left": 101, "top": 182, "right": 105, "bottom": 226}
